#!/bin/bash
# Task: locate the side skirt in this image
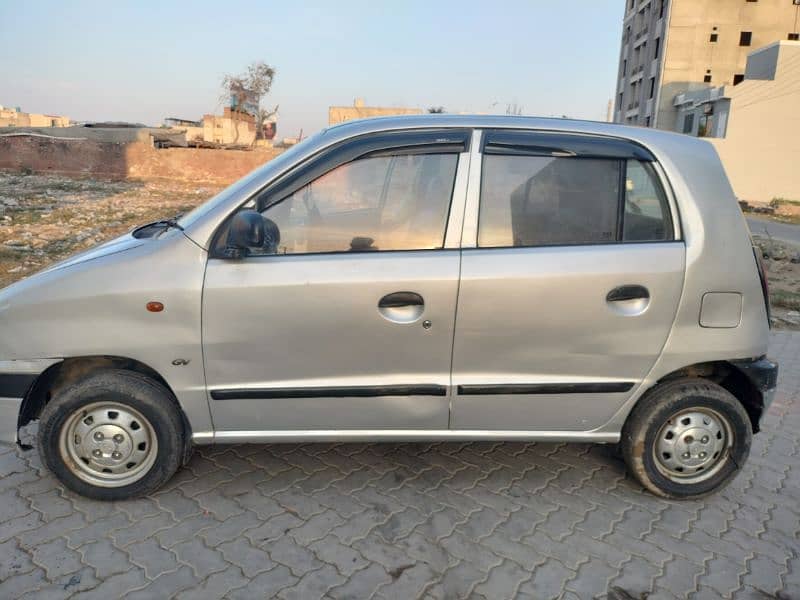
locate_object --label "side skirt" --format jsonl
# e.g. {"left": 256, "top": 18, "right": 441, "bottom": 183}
{"left": 193, "top": 429, "right": 620, "bottom": 445}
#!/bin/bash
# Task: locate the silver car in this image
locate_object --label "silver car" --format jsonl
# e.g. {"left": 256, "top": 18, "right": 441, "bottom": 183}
{"left": 0, "top": 115, "right": 777, "bottom": 500}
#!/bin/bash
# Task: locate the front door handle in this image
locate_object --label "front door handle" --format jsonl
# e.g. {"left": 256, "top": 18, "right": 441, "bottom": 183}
{"left": 379, "top": 291, "right": 424, "bottom": 309}
{"left": 378, "top": 292, "right": 424, "bottom": 323}
{"left": 606, "top": 285, "right": 650, "bottom": 303}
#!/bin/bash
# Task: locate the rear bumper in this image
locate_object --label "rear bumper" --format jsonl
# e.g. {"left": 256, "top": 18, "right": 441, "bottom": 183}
{"left": 731, "top": 356, "right": 778, "bottom": 427}
{"left": 0, "top": 360, "right": 61, "bottom": 445}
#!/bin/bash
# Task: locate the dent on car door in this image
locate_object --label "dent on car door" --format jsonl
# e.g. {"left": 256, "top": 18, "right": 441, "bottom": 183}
{"left": 451, "top": 130, "right": 685, "bottom": 432}
{"left": 202, "top": 129, "right": 471, "bottom": 434}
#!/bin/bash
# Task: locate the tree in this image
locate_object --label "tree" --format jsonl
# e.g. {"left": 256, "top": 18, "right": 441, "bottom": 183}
{"left": 221, "top": 61, "right": 278, "bottom": 145}
{"left": 427, "top": 106, "right": 446, "bottom": 114}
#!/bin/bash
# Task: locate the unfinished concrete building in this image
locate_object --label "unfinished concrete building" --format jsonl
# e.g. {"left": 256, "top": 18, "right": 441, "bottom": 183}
{"left": 614, "top": 0, "right": 800, "bottom": 130}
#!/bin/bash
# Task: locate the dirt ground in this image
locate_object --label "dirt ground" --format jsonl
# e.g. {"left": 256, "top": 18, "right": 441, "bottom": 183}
{"left": 1, "top": 171, "right": 798, "bottom": 330}
{"left": 752, "top": 235, "right": 800, "bottom": 330}
{"left": 0, "top": 172, "right": 224, "bottom": 288}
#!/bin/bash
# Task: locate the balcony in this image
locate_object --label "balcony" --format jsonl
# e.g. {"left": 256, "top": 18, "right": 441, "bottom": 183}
{"left": 628, "top": 63, "right": 646, "bottom": 84}
{"left": 633, "top": 27, "right": 649, "bottom": 48}
{"left": 625, "top": 101, "right": 641, "bottom": 118}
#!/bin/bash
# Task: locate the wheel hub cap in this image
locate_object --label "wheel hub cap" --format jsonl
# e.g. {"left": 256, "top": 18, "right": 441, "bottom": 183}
{"left": 59, "top": 401, "right": 158, "bottom": 488}
{"left": 81, "top": 424, "right": 133, "bottom": 468}
{"left": 654, "top": 408, "right": 732, "bottom": 483}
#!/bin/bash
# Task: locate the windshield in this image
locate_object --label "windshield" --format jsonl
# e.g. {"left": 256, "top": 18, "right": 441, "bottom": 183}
{"left": 176, "top": 131, "right": 326, "bottom": 231}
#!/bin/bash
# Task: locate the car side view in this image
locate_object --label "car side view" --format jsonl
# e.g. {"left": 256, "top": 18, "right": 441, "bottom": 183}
{"left": 0, "top": 115, "right": 777, "bottom": 500}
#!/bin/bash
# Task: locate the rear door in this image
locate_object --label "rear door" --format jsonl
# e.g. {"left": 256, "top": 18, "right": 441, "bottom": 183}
{"left": 451, "top": 130, "right": 685, "bottom": 432}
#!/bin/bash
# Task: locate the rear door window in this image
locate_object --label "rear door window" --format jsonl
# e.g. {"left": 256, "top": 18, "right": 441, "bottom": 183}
{"left": 478, "top": 131, "right": 673, "bottom": 247}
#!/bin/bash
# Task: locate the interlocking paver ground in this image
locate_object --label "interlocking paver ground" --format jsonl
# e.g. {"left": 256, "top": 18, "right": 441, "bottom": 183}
{"left": 1, "top": 331, "right": 798, "bottom": 599}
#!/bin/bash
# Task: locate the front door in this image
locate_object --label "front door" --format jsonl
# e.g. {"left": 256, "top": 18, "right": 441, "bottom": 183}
{"left": 451, "top": 130, "right": 685, "bottom": 432}
{"left": 203, "top": 130, "right": 470, "bottom": 433}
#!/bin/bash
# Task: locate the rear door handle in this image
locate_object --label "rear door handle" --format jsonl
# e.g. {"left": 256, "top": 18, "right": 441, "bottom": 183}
{"left": 606, "top": 285, "right": 650, "bottom": 303}
{"left": 379, "top": 291, "right": 424, "bottom": 308}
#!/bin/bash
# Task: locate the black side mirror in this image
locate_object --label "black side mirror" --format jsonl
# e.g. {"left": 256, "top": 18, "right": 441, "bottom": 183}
{"left": 224, "top": 210, "right": 265, "bottom": 259}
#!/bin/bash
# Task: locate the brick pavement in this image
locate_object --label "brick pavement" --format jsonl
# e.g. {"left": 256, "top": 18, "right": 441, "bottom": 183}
{"left": 0, "top": 331, "right": 798, "bottom": 599}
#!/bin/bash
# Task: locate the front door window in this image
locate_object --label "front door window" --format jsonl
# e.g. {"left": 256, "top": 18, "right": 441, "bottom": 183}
{"left": 254, "top": 153, "right": 458, "bottom": 255}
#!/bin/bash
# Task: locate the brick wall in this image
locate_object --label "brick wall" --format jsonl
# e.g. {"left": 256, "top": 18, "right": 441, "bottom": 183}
{"left": 0, "top": 135, "right": 283, "bottom": 184}
{"left": 125, "top": 142, "right": 281, "bottom": 183}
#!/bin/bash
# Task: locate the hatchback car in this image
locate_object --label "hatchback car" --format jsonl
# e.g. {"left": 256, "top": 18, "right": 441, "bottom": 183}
{"left": 0, "top": 115, "right": 777, "bottom": 500}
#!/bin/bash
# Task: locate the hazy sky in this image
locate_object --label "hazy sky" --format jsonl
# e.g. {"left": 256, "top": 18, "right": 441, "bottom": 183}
{"left": 0, "top": 1, "right": 624, "bottom": 137}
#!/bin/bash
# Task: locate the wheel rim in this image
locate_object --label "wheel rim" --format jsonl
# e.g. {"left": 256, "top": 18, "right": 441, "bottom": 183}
{"left": 58, "top": 401, "right": 158, "bottom": 488}
{"left": 653, "top": 407, "right": 733, "bottom": 484}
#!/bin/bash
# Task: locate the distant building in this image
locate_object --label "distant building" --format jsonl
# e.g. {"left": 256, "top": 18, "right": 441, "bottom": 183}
{"left": 696, "top": 41, "right": 800, "bottom": 203}
{"left": 202, "top": 108, "right": 257, "bottom": 146}
{"left": 163, "top": 117, "right": 201, "bottom": 128}
{"left": 614, "top": 0, "right": 800, "bottom": 130}
{"left": 328, "top": 98, "right": 422, "bottom": 126}
{"left": 0, "top": 106, "right": 70, "bottom": 128}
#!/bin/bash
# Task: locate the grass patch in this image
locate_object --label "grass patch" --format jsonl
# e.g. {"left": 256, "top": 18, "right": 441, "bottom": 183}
{"left": 771, "top": 289, "right": 800, "bottom": 311}
{"left": 771, "top": 197, "right": 800, "bottom": 207}
{"left": 0, "top": 246, "right": 24, "bottom": 259}
{"left": 5, "top": 209, "right": 44, "bottom": 226}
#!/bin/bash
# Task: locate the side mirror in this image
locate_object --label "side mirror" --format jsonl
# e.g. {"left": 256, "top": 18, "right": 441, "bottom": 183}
{"left": 224, "top": 210, "right": 265, "bottom": 259}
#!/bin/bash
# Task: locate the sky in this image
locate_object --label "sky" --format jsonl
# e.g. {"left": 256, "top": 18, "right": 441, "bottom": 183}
{"left": 0, "top": 1, "right": 625, "bottom": 138}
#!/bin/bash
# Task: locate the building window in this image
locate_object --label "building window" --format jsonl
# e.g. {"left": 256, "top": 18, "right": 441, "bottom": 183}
{"left": 649, "top": 77, "right": 656, "bottom": 98}
{"left": 654, "top": 37, "right": 661, "bottom": 58}
{"left": 733, "top": 73, "right": 745, "bottom": 85}
{"left": 789, "top": 33, "right": 800, "bottom": 41}
{"left": 623, "top": 59, "right": 627, "bottom": 76}
{"left": 683, "top": 113, "right": 695, "bottom": 134}
{"left": 710, "top": 33, "right": 718, "bottom": 42}
{"left": 704, "top": 74, "right": 712, "bottom": 83}
{"left": 740, "top": 31, "right": 752, "bottom": 46}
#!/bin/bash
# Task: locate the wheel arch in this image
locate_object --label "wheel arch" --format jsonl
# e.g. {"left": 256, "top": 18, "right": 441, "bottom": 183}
{"left": 644, "top": 360, "right": 765, "bottom": 433}
{"left": 18, "top": 355, "right": 193, "bottom": 458}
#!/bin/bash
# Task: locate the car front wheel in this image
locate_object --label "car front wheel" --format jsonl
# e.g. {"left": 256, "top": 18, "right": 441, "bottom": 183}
{"left": 621, "top": 377, "right": 752, "bottom": 499}
{"left": 37, "top": 369, "right": 185, "bottom": 500}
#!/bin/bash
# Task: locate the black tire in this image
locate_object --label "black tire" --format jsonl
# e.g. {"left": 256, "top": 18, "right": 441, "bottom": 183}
{"left": 621, "top": 377, "right": 752, "bottom": 499}
{"left": 38, "top": 369, "right": 184, "bottom": 500}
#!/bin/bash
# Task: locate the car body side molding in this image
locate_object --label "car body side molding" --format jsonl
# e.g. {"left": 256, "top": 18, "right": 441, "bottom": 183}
{"left": 457, "top": 382, "right": 635, "bottom": 395}
{"left": 210, "top": 384, "right": 448, "bottom": 400}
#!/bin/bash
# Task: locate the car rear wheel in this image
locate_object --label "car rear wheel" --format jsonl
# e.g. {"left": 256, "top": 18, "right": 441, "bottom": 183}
{"left": 621, "top": 377, "right": 752, "bottom": 499}
{"left": 38, "top": 369, "right": 184, "bottom": 500}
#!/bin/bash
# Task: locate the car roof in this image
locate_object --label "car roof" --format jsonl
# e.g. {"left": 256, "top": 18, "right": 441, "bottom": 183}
{"left": 319, "top": 113, "right": 694, "bottom": 149}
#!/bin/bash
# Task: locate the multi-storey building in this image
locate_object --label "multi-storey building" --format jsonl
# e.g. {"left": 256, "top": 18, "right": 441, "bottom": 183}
{"left": 614, "top": 0, "right": 800, "bottom": 131}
